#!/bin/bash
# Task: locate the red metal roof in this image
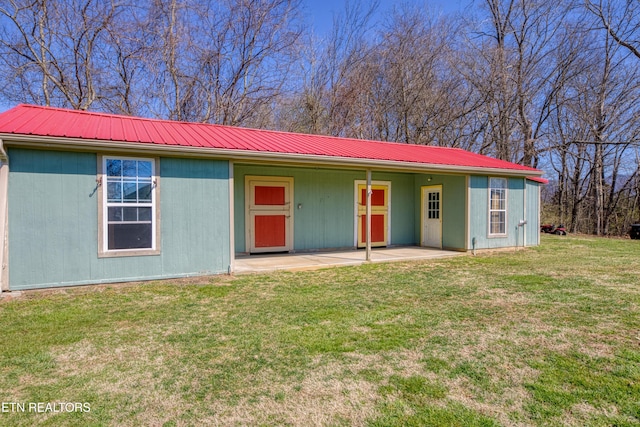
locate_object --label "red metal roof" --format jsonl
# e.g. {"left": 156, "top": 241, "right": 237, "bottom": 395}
{"left": 0, "top": 104, "right": 541, "bottom": 174}
{"left": 526, "top": 176, "right": 549, "bottom": 184}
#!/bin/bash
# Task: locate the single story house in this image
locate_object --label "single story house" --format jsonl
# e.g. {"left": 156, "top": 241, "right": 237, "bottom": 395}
{"left": 0, "top": 104, "right": 546, "bottom": 291}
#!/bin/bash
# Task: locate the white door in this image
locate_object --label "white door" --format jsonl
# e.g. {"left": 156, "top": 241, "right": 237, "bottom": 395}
{"left": 422, "top": 185, "right": 442, "bottom": 248}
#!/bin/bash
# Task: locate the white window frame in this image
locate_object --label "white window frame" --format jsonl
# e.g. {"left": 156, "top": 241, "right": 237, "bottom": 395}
{"left": 98, "top": 155, "right": 160, "bottom": 257}
{"left": 488, "top": 177, "right": 508, "bottom": 237}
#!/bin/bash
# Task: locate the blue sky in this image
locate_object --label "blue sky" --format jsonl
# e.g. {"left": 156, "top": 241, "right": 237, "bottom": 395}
{"left": 302, "top": 0, "right": 468, "bottom": 36}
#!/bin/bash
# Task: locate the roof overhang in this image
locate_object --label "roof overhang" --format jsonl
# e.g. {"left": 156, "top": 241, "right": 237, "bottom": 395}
{"left": 0, "top": 133, "right": 544, "bottom": 177}
{"left": 526, "top": 176, "right": 549, "bottom": 184}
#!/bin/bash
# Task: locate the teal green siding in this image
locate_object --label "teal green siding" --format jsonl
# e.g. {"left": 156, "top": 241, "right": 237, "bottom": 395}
{"left": 377, "top": 172, "right": 415, "bottom": 246}
{"left": 7, "top": 148, "right": 230, "bottom": 290}
{"left": 8, "top": 149, "right": 97, "bottom": 287}
{"left": 159, "top": 157, "right": 230, "bottom": 274}
{"left": 234, "top": 165, "right": 416, "bottom": 253}
{"left": 525, "top": 180, "right": 541, "bottom": 246}
{"left": 468, "top": 176, "right": 527, "bottom": 249}
{"left": 414, "top": 174, "right": 467, "bottom": 250}
{"left": 7, "top": 147, "right": 541, "bottom": 289}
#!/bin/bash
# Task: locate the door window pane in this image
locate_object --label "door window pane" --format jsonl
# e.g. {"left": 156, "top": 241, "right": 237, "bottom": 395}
{"left": 427, "top": 191, "right": 440, "bottom": 219}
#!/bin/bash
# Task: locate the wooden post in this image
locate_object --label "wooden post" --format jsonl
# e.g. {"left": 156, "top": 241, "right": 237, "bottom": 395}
{"left": 366, "top": 169, "right": 372, "bottom": 261}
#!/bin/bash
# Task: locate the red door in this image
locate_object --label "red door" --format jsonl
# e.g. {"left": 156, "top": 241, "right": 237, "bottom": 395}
{"left": 247, "top": 177, "right": 293, "bottom": 253}
{"left": 357, "top": 183, "right": 389, "bottom": 248}
{"left": 254, "top": 186, "right": 286, "bottom": 248}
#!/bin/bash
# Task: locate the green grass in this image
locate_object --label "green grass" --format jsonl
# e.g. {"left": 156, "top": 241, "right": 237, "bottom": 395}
{"left": 1, "top": 235, "right": 639, "bottom": 426}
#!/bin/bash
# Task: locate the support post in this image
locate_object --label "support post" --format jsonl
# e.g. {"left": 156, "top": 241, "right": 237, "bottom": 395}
{"left": 366, "top": 169, "right": 372, "bottom": 261}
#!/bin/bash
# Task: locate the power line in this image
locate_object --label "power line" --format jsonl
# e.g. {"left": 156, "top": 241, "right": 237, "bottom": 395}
{"left": 570, "top": 140, "right": 640, "bottom": 146}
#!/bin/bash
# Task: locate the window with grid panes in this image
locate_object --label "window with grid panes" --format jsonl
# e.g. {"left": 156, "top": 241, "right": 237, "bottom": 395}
{"left": 104, "top": 157, "right": 155, "bottom": 251}
{"left": 489, "top": 177, "right": 507, "bottom": 235}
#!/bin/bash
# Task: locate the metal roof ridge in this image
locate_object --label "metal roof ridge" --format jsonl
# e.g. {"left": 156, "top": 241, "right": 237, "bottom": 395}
{"left": 13, "top": 104, "right": 193, "bottom": 126}
{"left": 8, "top": 105, "right": 471, "bottom": 152}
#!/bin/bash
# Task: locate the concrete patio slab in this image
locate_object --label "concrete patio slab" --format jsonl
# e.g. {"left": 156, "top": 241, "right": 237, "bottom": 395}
{"left": 233, "top": 246, "right": 465, "bottom": 274}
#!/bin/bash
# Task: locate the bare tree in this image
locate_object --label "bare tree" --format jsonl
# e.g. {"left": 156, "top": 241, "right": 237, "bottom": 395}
{"left": 585, "top": 0, "right": 640, "bottom": 59}
{"left": 193, "top": 0, "right": 303, "bottom": 126}
{"left": 277, "top": 0, "right": 378, "bottom": 136}
{"left": 0, "top": 0, "right": 303, "bottom": 125}
{"left": 365, "top": 7, "right": 458, "bottom": 144}
{"left": 0, "top": 0, "right": 120, "bottom": 110}
{"left": 300, "top": 3, "right": 478, "bottom": 147}
{"left": 546, "top": 10, "right": 640, "bottom": 235}
{"left": 457, "top": 0, "right": 573, "bottom": 166}
{"left": 100, "top": 2, "right": 152, "bottom": 115}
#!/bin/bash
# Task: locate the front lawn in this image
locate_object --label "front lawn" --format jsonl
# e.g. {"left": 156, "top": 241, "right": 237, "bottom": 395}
{"left": 1, "top": 235, "right": 639, "bottom": 426}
